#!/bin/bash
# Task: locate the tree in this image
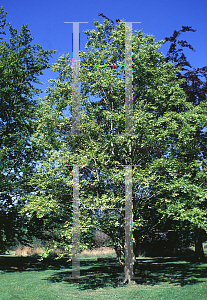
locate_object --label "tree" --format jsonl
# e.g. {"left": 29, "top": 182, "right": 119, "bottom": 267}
{"left": 0, "top": 6, "right": 54, "bottom": 252}
{"left": 129, "top": 25, "right": 207, "bottom": 260}
{"left": 160, "top": 26, "right": 207, "bottom": 259}
{"left": 95, "top": 16, "right": 207, "bottom": 260}
{"left": 21, "top": 18, "right": 207, "bottom": 283}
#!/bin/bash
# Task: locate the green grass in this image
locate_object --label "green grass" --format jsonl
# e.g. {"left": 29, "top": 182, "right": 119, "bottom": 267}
{"left": 1, "top": 250, "right": 207, "bottom": 299}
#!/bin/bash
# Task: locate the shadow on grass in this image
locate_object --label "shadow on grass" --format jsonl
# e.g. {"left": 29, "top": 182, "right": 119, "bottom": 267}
{"left": 135, "top": 256, "right": 207, "bottom": 287}
{"left": 42, "top": 257, "right": 124, "bottom": 289}
{"left": 1, "top": 253, "right": 207, "bottom": 289}
{"left": 0, "top": 254, "right": 71, "bottom": 272}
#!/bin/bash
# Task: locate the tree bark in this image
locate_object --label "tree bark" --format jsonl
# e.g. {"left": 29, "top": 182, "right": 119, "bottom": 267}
{"left": 115, "top": 246, "right": 136, "bottom": 284}
{"left": 122, "top": 256, "right": 136, "bottom": 284}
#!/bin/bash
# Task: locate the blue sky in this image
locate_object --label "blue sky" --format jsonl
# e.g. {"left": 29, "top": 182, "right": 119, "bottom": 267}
{"left": 3, "top": 0, "right": 207, "bottom": 94}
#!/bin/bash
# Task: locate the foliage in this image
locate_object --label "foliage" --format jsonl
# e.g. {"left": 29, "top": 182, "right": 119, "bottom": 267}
{"left": 132, "top": 25, "right": 207, "bottom": 259}
{"left": 0, "top": 6, "right": 54, "bottom": 252}
{"left": 20, "top": 18, "right": 207, "bottom": 282}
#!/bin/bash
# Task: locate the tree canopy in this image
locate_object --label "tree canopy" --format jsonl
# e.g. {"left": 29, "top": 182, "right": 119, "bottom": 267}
{"left": 20, "top": 18, "right": 207, "bottom": 283}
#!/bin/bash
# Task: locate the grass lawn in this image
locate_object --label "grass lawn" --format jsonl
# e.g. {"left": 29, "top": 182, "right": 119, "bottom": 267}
{"left": 0, "top": 248, "right": 207, "bottom": 300}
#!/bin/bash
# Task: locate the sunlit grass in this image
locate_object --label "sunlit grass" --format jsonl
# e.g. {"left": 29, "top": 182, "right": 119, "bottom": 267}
{"left": 0, "top": 247, "right": 207, "bottom": 299}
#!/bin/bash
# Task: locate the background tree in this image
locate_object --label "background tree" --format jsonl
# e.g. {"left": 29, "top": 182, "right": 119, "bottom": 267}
{"left": 20, "top": 18, "right": 207, "bottom": 284}
{"left": 124, "top": 25, "right": 207, "bottom": 260}
{"left": 0, "top": 6, "right": 54, "bottom": 252}
{"left": 158, "top": 26, "right": 207, "bottom": 259}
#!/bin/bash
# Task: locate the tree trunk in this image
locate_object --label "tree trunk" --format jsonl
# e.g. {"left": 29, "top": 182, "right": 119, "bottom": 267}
{"left": 115, "top": 246, "right": 136, "bottom": 284}
{"left": 122, "top": 260, "right": 136, "bottom": 284}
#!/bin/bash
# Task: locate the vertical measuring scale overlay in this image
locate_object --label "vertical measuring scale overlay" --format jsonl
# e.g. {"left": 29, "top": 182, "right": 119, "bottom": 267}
{"left": 125, "top": 165, "right": 134, "bottom": 280}
{"left": 124, "top": 22, "right": 141, "bottom": 281}
{"left": 72, "top": 165, "right": 80, "bottom": 278}
{"left": 64, "top": 22, "right": 87, "bottom": 135}
{"left": 64, "top": 21, "right": 88, "bottom": 279}
{"left": 125, "top": 22, "right": 133, "bottom": 136}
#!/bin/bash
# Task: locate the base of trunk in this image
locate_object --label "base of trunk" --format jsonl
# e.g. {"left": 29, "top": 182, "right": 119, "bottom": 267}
{"left": 118, "top": 265, "right": 137, "bottom": 285}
